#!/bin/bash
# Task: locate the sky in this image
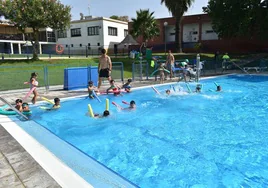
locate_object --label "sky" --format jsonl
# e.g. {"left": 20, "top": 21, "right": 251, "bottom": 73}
{"left": 61, "top": 0, "right": 209, "bottom": 21}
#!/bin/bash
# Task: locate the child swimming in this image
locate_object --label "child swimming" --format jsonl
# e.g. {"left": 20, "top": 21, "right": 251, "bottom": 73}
{"left": 195, "top": 84, "right": 202, "bottom": 93}
{"left": 22, "top": 103, "right": 30, "bottom": 112}
{"left": 166, "top": 89, "right": 171, "bottom": 95}
{"left": 15, "top": 99, "right": 23, "bottom": 112}
{"left": 94, "top": 110, "right": 110, "bottom": 118}
{"left": 52, "top": 98, "right": 61, "bottom": 109}
{"left": 216, "top": 85, "right": 222, "bottom": 92}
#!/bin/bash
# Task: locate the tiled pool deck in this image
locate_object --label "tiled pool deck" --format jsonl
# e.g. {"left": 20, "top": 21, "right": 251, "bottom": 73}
{"left": 0, "top": 72, "right": 250, "bottom": 187}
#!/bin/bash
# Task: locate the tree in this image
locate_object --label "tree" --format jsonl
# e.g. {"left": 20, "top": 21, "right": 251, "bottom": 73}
{"left": 161, "top": 0, "right": 194, "bottom": 53}
{"left": 110, "top": 15, "right": 129, "bottom": 22}
{"left": 130, "top": 9, "right": 160, "bottom": 47}
{"left": 0, "top": 0, "right": 71, "bottom": 60}
{"left": 203, "top": 0, "right": 268, "bottom": 39}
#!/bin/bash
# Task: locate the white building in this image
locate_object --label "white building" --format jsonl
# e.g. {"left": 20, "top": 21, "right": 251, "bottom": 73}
{"left": 57, "top": 16, "right": 128, "bottom": 54}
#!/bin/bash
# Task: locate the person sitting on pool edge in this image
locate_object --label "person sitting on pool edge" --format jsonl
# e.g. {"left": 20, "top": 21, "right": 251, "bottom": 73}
{"left": 107, "top": 80, "right": 122, "bottom": 96}
{"left": 22, "top": 103, "right": 30, "bottom": 112}
{"left": 52, "top": 98, "right": 61, "bottom": 109}
{"left": 122, "top": 79, "right": 132, "bottom": 92}
{"left": 94, "top": 110, "right": 110, "bottom": 118}
{"left": 88, "top": 81, "right": 99, "bottom": 98}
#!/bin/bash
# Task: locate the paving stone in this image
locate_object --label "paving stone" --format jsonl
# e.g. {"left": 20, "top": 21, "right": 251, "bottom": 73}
{"left": 0, "top": 174, "right": 22, "bottom": 188}
{"left": 0, "top": 158, "right": 14, "bottom": 179}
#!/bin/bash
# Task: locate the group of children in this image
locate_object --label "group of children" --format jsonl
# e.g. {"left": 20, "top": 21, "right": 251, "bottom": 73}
{"left": 88, "top": 78, "right": 132, "bottom": 97}
{"left": 165, "top": 84, "right": 222, "bottom": 95}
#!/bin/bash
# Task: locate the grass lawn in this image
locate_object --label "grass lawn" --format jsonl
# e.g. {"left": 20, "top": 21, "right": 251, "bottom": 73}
{"left": 0, "top": 53, "right": 266, "bottom": 91}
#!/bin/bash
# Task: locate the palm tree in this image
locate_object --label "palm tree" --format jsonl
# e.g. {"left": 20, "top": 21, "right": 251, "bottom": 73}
{"left": 130, "top": 9, "right": 160, "bottom": 48}
{"left": 161, "top": 0, "right": 194, "bottom": 52}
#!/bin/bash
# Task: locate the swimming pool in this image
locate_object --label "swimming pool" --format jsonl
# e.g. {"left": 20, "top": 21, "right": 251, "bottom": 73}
{"left": 17, "top": 75, "right": 268, "bottom": 187}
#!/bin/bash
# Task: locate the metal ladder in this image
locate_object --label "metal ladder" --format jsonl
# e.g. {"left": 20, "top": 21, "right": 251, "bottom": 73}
{"left": 0, "top": 97, "right": 29, "bottom": 120}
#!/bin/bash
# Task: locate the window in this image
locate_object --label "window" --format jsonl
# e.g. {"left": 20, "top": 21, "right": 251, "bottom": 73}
{"left": 108, "top": 27, "right": 117, "bottom": 36}
{"left": 71, "top": 28, "right": 81, "bottom": 37}
{"left": 206, "top": 30, "right": 214, "bottom": 34}
{"left": 124, "top": 29, "right": 128, "bottom": 37}
{"left": 57, "top": 30, "right": 67, "bottom": 38}
{"left": 88, "top": 26, "right": 99, "bottom": 36}
{"left": 47, "top": 31, "right": 56, "bottom": 42}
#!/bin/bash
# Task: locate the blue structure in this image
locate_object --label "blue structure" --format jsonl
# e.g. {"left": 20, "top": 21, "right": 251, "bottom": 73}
{"left": 64, "top": 66, "right": 98, "bottom": 90}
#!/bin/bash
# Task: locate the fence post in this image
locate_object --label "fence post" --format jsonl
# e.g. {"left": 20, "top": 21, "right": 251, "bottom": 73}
{"left": 121, "top": 62, "right": 124, "bottom": 83}
{"left": 86, "top": 46, "right": 88, "bottom": 58}
{"left": 146, "top": 60, "right": 149, "bottom": 80}
{"left": 132, "top": 61, "right": 135, "bottom": 81}
{"left": 43, "top": 66, "right": 49, "bottom": 93}
{"left": 139, "top": 60, "right": 142, "bottom": 81}
{"left": 68, "top": 45, "right": 70, "bottom": 58}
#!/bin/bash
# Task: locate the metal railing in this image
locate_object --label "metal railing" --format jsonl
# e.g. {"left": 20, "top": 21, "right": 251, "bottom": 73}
{"left": 0, "top": 96, "right": 29, "bottom": 120}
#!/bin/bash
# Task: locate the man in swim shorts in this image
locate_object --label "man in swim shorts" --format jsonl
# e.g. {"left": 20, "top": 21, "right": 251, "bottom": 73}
{"left": 165, "top": 50, "right": 175, "bottom": 79}
{"left": 98, "top": 49, "right": 112, "bottom": 89}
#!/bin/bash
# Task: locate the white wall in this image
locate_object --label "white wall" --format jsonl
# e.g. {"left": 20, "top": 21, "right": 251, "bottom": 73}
{"left": 201, "top": 22, "right": 218, "bottom": 40}
{"left": 57, "top": 18, "right": 128, "bottom": 50}
{"left": 102, "top": 19, "right": 128, "bottom": 49}
{"left": 165, "top": 26, "right": 175, "bottom": 42}
{"left": 183, "top": 23, "right": 199, "bottom": 42}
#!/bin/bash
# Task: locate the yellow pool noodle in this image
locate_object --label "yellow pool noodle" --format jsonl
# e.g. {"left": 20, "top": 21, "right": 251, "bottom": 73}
{"left": 88, "top": 104, "right": 94, "bottom": 118}
{"left": 106, "top": 99, "right": 109, "bottom": 111}
{"left": 41, "top": 97, "right": 54, "bottom": 104}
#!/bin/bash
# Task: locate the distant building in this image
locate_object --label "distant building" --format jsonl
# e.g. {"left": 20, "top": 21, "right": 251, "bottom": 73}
{"left": 129, "top": 14, "right": 268, "bottom": 53}
{"left": 57, "top": 16, "right": 128, "bottom": 55}
{"left": 0, "top": 22, "right": 56, "bottom": 54}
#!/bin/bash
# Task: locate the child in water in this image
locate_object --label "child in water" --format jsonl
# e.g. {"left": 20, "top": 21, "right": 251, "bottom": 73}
{"left": 15, "top": 99, "right": 23, "bottom": 112}
{"left": 22, "top": 103, "right": 30, "bottom": 112}
{"left": 216, "top": 85, "right": 222, "bottom": 92}
{"left": 166, "top": 89, "right": 171, "bottom": 95}
{"left": 30, "top": 72, "right": 38, "bottom": 104}
{"left": 52, "top": 98, "right": 61, "bottom": 109}
{"left": 94, "top": 110, "right": 110, "bottom": 118}
{"left": 195, "top": 84, "right": 202, "bottom": 93}
{"left": 88, "top": 81, "right": 99, "bottom": 98}
{"left": 107, "top": 80, "right": 121, "bottom": 96}
{"left": 122, "top": 79, "right": 132, "bottom": 92}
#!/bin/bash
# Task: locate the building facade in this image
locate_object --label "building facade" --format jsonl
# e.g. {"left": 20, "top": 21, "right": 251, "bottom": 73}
{"left": 57, "top": 16, "right": 128, "bottom": 55}
{"left": 129, "top": 14, "right": 268, "bottom": 53}
{"left": 0, "top": 22, "right": 56, "bottom": 54}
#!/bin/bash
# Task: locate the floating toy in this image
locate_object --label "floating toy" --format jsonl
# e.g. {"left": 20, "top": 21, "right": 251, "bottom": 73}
{"left": 23, "top": 87, "right": 36, "bottom": 101}
{"left": 152, "top": 86, "right": 161, "bottom": 95}
{"left": 186, "top": 83, "right": 192, "bottom": 93}
{"left": 106, "top": 99, "right": 109, "bottom": 111}
{"left": 88, "top": 104, "right": 94, "bottom": 118}
{"left": 41, "top": 97, "right": 54, "bottom": 104}
{"left": 150, "top": 68, "right": 170, "bottom": 76}
{"left": 0, "top": 105, "right": 32, "bottom": 115}
{"left": 214, "top": 82, "right": 219, "bottom": 87}
{"left": 112, "top": 102, "right": 123, "bottom": 110}
{"left": 92, "top": 90, "right": 101, "bottom": 102}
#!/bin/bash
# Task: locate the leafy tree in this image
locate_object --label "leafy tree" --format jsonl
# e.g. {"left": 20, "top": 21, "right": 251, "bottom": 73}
{"left": 0, "top": 0, "right": 71, "bottom": 60}
{"left": 203, "top": 0, "right": 268, "bottom": 39}
{"left": 161, "top": 0, "right": 194, "bottom": 52}
{"left": 130, "top": 9, "right": 160, "bottom": 47}
{"left": 110, "top": 15, "right": 129, "bottom": 22}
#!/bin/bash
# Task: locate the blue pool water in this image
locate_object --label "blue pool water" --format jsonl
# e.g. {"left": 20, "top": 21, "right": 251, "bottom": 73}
{"left": 29, "top": 75, "right": 268, "bottom": 187}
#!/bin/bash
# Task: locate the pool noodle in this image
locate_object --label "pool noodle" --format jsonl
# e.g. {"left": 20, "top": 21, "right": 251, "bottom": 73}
{"left": 170, "top": 85, "right": 176, "bottom": 92}
{"left": 122, "top": 100, "right": 129, "bottom": 105}
{"left": 186, "top": 84, "right": 192, "bottom": 93}
{"left": 152, "top": 86, "right": 160, "bottom": 95}
{"left": 106, "top": 99, "right": 109, "bottom": 111}
{"left": 112, "top": 102, "right": 123, "bottom": 109}
{"left": 88, "top": 104, "right": 94, "bottom": 118}
{"left": 23, "top": 87, "right": 36, "bottom": 101}
{"left": 41, "top": 97, "right": 54, "bottom": 104}
{"left": 214, "top": 82, "right": 219, "bottom": 86}
{"left": 92, "top": 90, "right": 101, "bottom": 102}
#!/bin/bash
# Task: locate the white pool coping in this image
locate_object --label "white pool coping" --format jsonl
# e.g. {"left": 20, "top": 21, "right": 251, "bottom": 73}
{"left": 0, "top": 115, "right": 92, "bottom": 188}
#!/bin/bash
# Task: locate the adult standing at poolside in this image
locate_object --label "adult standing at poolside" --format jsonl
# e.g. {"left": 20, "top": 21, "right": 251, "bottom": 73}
{"left": 98, "top": 49, "right": 112, "bottom": 89}
{"left": 165, "top": 50, "right": 175, "bottom": 79}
